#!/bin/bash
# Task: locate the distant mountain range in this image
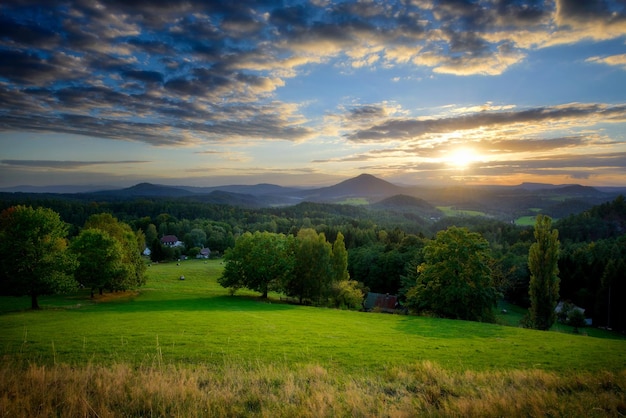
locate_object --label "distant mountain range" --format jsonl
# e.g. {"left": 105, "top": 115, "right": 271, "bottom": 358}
{"left": 2, "top": 173, "right": 625, "bottom": 221}
{"left": 0, "top": 184, "right": 115, "bottom": 194}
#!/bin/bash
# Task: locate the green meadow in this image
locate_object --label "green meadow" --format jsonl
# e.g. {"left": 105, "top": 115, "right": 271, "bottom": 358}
{"left": 515, "top": 215, "right": 538, "bottom": 226}
{"left": 1, "top": 259, "right": 625, "bottom": 372}
{"left": 515, "top": 209, "right": 544, "bottom": 226}
{"left": 1, "top": 259, "right": 625, "bottom": 416}
{"left": 337, "top": 197, "right": 370, "bottom": 205}
{"left": 436, "top": 206, "right": 487, "bottom": 218}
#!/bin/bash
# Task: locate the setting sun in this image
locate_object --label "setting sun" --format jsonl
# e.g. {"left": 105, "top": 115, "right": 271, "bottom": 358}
{"left": 445, "top": 147, "right": 479, "bottom": 169}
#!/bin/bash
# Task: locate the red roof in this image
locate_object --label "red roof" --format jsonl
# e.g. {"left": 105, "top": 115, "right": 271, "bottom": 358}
{"left": 160, "top": 235, "right": 178, "bottom": 243}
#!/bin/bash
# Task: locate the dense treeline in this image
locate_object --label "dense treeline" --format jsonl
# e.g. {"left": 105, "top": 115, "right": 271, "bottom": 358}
{"left": 0, "top": 193, "right": 624, "bottom": 331}
{"left": 553, "top": 196, "right": 626, "bottom": 331}
{"left": 556, "top": 195, "right": 626, "bottom": 242}
{"left": 0, "top": 194, "right": 428, "bottom": 240}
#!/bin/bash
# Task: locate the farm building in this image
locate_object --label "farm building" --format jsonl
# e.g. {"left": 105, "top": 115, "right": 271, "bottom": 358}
{"left": 364, "top": 292, "right": 398, "bottom": 313}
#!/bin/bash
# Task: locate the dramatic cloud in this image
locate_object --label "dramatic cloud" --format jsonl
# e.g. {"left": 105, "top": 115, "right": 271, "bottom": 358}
{"left": 1, "top": 0, "right": 625, "bottom": 146}
{"left": 1, "top": 0, "right": 625, "bottom": 186}
{"left": 0, "top": 160, "right": 149, "bottom": 169}
{"left": 345, "top": 103, "right": 626, "bottom": 142}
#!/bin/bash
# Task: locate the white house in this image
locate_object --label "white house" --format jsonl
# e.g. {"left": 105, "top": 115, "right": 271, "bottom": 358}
{"left": 196, "top": 247, "right": 211, "bottom": 259}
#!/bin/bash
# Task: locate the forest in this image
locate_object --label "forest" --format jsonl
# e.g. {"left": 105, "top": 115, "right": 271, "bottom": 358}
{"left": 0, "top": 191, "right": 624, "bottom": 332}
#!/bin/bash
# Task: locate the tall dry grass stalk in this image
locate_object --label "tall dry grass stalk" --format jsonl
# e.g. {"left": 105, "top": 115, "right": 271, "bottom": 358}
{"left": 0, "top": 358, "right": 624, "bottom": 417}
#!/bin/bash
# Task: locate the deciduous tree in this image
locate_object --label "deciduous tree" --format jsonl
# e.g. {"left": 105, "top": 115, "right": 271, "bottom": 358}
{"left": 405, "top": 226, "right": 496, "bottom": 322}
{"left": 184, "top": 228, "right": 206, "bottom": 249}
{"left": 71, "top": 229, "right": 125, "bottom": 298}
{"left": 219, "top": 231, "right": 294, "bottom": 298}
{"left": 0, "top": 206, "right": 77, "bottom": 309}
{"left": 286, "top": 229, "right": 333, "bottom": 304}
{"left": 330, "top": 279, "right": 364, "bottom": 309}
{"left": 84, "top": 213, "right": 146, "bottom": 290}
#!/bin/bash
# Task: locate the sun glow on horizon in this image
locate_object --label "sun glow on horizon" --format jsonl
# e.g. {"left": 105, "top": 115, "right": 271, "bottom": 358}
{"left": 445, "top": 147, "right": 481, "bottom": 169}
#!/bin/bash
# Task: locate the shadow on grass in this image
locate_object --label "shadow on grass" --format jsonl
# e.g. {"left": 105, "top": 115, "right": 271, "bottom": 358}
{"left": 394, "top": 314, "right": 510, "bottom": 339}
{"left": 0, "top": 290, "right": 298, "bottom": 315}
{"left": 80, "top": 294, "right": 299, "bottom": 314}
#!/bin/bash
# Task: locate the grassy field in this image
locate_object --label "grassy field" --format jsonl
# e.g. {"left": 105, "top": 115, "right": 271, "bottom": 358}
{"left": 514, "top": 215, "right": 537, "bottom": 226}
{"left": 337, "top": 197, "right": 370, "bottom": 205}
{"left": 1, "top": 259, "right": 625, "bottom": 416}
{"left": 436, "top": 206, "right": 487, "bottom": 218}
{"left": 2, "top": 259, "right": 624, "bottom": 372}
{"left": 515, "top": 209, "right": 547, "bottom": 226}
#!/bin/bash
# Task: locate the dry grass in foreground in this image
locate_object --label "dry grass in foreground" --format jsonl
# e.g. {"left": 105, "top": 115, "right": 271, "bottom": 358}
{"left": 1, "top": 360, "right": 624, "bottom": 417}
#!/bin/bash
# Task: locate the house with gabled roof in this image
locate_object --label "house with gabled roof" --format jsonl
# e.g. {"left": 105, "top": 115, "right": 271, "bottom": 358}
{"left": 160, "top": 235, "right": 183, "bottom": 247}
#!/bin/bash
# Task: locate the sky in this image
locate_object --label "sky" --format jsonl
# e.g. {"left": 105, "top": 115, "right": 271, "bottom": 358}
{"left": 1, "top": 0, "right": 626, "bottom": 189}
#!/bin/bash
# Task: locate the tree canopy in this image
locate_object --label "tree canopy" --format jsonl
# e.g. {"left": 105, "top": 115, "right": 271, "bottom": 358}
{"left": 219, "top": 231, "right": 294, "bottom": 298}
{"left": 70, "top": 228, "right": 126, "bottom": 298}
{"left": 84, "top": 213, "right": 146, "bottom": 290}
{"left": 0, "top": 205, "right": 77, "bottom": 309}
{"left": 405, "top": 226, "right": 497, "bottom": 322}
{"left": 219, "top": 229, "right": 352, "bottom": 306}
{"left": 285, "top": 229, "right": 333, "bottom": 304}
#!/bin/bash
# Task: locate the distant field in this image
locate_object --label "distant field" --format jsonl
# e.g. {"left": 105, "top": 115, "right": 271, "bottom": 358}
{"left": 437, "top": 206, "right": 487, "bottom": 217}
{"left": 514, "top": 209, "right": 544, "bottom": 226}
{"left": 2, "top": 259, "right": 626, "bottom": 416}
{"left": 337, "top": 197, "right": 370, "bottom": 205}
{"left": 1, "top": 259, "right": 624, "bottom": 374}
{"left": 515, "top": 215, "right": 537, "bottom": 226}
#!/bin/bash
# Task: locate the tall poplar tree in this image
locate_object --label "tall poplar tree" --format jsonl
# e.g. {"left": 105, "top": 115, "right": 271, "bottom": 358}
{"left": 331, "top": 232, "right": 349, "bottom": 283}
{"left": 528, "top": 214, "right": 560, "bottom": 330}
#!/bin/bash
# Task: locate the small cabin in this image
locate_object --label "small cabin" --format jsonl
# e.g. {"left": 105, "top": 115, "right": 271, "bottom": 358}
{"left": 364, "top": 292, "right": 398, "bottom": 313}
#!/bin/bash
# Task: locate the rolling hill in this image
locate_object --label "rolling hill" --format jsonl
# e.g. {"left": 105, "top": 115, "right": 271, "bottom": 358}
{"left": 92, "top": 182, "right": 194, "bottom": 198}
{"left": 2, "top": 173, "right": 623, "bottom": 220}
{"left": 296, "top": 173, "right": 404, "bottom": 202}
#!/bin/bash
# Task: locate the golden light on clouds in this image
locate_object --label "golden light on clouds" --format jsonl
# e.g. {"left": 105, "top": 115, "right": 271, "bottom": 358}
{"left": 1, "top": 1, "right": 626, "bottom": 188}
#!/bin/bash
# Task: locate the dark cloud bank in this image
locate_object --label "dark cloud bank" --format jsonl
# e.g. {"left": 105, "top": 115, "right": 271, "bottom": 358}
{"left": 1, "top": 0, "right": 625, "bottom": 148}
